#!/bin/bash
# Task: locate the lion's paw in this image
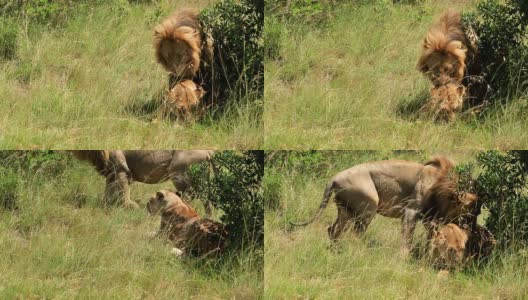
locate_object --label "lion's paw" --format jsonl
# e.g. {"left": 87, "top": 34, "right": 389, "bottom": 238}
{"left": 171, "top": 247, "right": 184, "bottom": 257}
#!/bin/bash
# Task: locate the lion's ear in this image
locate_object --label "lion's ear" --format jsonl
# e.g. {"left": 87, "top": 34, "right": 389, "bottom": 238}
{"left": 458, "top": 193, "right": 477, "bottom": 206}
{"left": 457, "top": 85, "right": 465, "bottom": 95}
{"left": 195, "top": 86, "right": 205, "bottom": 98}
{"left": 156, "top": 191, "right": 166, "bottom": 203}
{"left": 423, "top": 36, "right": 432, "bottom": 49}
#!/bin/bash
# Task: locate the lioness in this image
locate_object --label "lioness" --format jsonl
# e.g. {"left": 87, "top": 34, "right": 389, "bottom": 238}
{"left": 290, "top": 156, "right": 478, "bottom": 254}
{"left": 71, "top": 150, "right": 214, "bottom": 210}
{"left": 160, "top": 79, "right": 206, "bottom": 121}
{"left": 430, "top": 222, "right": 496, "bottom": 271}
{"left": 429, "top": 223, "right": 468, "bottom": 270}
{"left": 147, "top": 190, "right": 227, "bottom": 257}
{"left": 420, "top": 83, "right": 466, "bottom": 122}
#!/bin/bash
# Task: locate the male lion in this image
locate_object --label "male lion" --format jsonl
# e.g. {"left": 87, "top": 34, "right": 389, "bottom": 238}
{"left": 71, "top": 150, "right": 214, "bottom": 210}
{"left": 290, "top": 156, "right": 478, "bottom": 254}
{"left": 147, "top": 189, "right": 227, "bottom": 257}
{"left": 417, "top": 9, "right": 475, "bottom": 87}
{"left": 154, "top": 9, "right": 213, "bottom": 83}
{"left": 160, "top": 79, "right": 206, "bottom": 121}
{"left": 417, "top": 9, "right": 479, "bottom": 119}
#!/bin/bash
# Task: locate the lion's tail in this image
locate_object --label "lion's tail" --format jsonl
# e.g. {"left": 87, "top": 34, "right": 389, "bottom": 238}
{"left": 290, "top": 181, "right": 335, "bottom": 227}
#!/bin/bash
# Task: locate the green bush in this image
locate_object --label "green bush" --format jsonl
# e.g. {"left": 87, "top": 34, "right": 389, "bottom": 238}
{"left": 0, "top": 18, "right": 17, "bottom": 60}
{"left": 199, "top": 0, "right": 263, "bottom": 106}
{"left": 0, "top": 151, "right": 70, "bottom": 180}
{"left": 462, "top": 0, "right": 528, "bottom": 105}
{"left": 0, "top": 0, "right": 139, "bottom": 28}
{"left": 188, "top": 151, "right": 264, "bottom": 251}
{"left": 474, "top": 151, "right": 528, "bottom": 248}
{"left": 1, "top": 0, "right": 75, "bottom": 27}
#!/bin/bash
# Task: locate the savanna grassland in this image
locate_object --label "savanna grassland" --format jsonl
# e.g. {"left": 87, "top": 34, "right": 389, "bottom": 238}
{"left": 264, "top": 151, "right": 528, "bottom": 299}
{"left": 0, "top": 152, "right": 262, "bottom": 299}
{"left": 0, "top": 0, "right": 262, "bottom": 149}
{"left": 264, "top": 0, "right": 528, "bottom": 149}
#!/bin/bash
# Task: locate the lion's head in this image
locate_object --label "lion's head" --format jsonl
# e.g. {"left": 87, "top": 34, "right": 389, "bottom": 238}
{"left": 161, "top": 80, "right": 205, "bottom": 120}
{"left": 417, "top": 10, "right": 468, "bottom": 86}
{"left": 154, "top": 10, "right": 202, "bottom": 80}
{"left": 423, "top": 176, "right": 479, "bottom": 226}
{"left": 421, "top": 82, "right": 466, "bottom": 121}
{"left": 430, "top": 223, "right": 468, "bottom": 269}
{"left": 147, "top": 189, "right": 198, "bottom": 220}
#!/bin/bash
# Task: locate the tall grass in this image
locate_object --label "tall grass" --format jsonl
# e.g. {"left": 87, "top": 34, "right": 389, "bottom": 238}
{"left": 0, "top": 0, "right": 262, "bottom": 149}
{"left": 264, "top": 0, "right": 528, "bottom": 149}
{"left": 0, "top": 154, "right": 262, "bottom": 298}
{"left": 264, "top": 151, "right": 528, "bottom": 299}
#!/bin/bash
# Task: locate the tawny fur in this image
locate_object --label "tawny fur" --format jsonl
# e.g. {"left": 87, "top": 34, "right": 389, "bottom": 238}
{"left": 430, "top": 223, "right": 468, "bottom": 270}
{"left": 160, "top": 79, "right": 206, "bottom": 121}
{"left": 422, "top": 156, "right": 478, "bottom": 227}
{"left": 417, "top": 9, "right": 469, "bottom": 86}
{"left": 420, "top": 83, "right": 466, "bottom": 122}
{"left": 147, "top": 190, "right": 227, "bottom": 257}
{"left": 154, "top": 9, "right": 203, "bottom": 80}
{"left": 290, "top": 156, "right": 478, "bottom": 254}
{"left": 430, "top": 223, "right": 496, "bottom": 271}
{"left": 69, "top": 150, "right": 111, "bottom": 176}
{"left": 71, "top": 150, "right": 214, "bottom": 209}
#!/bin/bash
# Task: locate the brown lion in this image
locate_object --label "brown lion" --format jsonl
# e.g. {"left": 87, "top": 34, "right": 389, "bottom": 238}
{"left": 70, "top": 150, "right": 214, "bottom": 210}
{"left": 429, "top": 223, "right": 468, "bottom": 270}
{"left": 147, "top": 189, "right": 227, "bottom": 257}
{"left": 153, "top": 9, "right": 213, "bottom": 82}
{"left": 160, "top": 79, "right": 206, "bottom": 121}
{"left": 430, "top": 223, "right": 496, "bottom": 271}
{"left": 290, "top": 156, "right": 478, "bottom": 254}
{"left": 417, "top": 9, "right": 475, "bottom": 87}
{"left": 420, "top": 82, "right": 466, "bottom": 122}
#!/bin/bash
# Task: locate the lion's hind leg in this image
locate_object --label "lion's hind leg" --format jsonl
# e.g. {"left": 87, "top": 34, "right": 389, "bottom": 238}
{"left": 328, "top": 205, "right": 354, "bottom": 241}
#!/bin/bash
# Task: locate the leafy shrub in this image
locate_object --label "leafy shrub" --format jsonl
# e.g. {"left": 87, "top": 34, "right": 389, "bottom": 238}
{"left": 0, "top": 167, "right": 19, "bottom": 210}
{"left": 473, "top": 151, "right": 528, "bottom": 248}
{"left": 0, "top": 0, "right": 139, "bottom": 28}
{"left": 0, "top": 151, "right": 70, "bottom": 179}
{"left": 199, "top": 0, "right": 264, "bottom": 106}
{"left": 0, "top": 18, "right": 17, "bottom": 60}
{"left": 1, "top": 0, "right": 75, "bottom": 27}
{"left": 462, "top": 0, "right": 528, "bottom": 105}
{"left": 188, "top": 151, "right": 264, "bottom": 251}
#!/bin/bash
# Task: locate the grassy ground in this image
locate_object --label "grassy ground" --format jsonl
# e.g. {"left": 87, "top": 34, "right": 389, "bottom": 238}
{"left": 264, "top": 0, "right": 528, "bottom": 149}
{"left": 264, "top": 151, "right": 528, "bottom": 299}
{"left": 0, "top": 0, "right": 262, "bottom": 149}
{"left": 0, "top": 154, "right": 262, "bottom": 299}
